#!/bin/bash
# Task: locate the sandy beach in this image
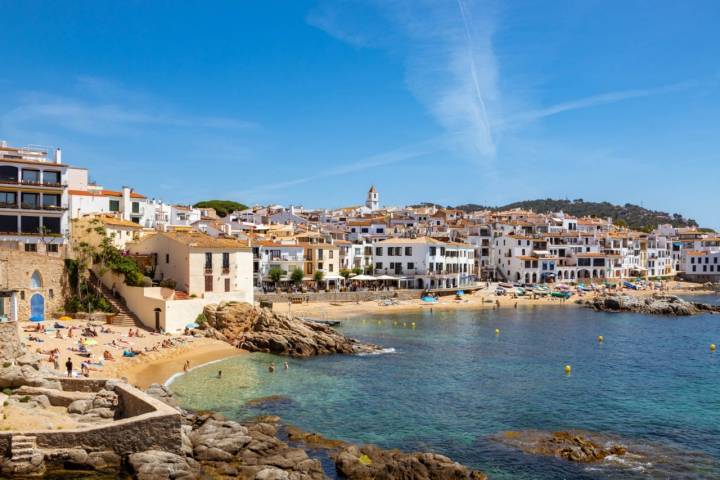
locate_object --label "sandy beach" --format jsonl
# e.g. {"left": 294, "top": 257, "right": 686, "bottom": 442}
{"left": 271, "top": 281, "right": 714, "bottom": 320}
{"left": 19, "top": 319, "right": 242, "bottom": 389}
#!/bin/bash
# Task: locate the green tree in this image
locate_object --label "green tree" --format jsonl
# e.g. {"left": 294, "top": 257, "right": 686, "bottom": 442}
{"left": 339, "top": 269, "right": 351, "bottom": 280}
{"left": 193, "top": 200, "right": 248, "bottom": 217}
{"left": 313, "top": 270, "right": 324, "bottom": 288}
{"left": 351, "top": 267, "right": 363, "bottom": 276}
{"left": 268, "top": 267, "right": 284, "bottom": 287}
{"left": 290, "top": 268, "right": 305, "bottom": 285}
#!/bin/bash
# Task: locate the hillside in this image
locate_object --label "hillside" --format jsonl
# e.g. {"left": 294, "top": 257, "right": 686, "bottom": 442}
{"left": 450, "top": 199, "right": 699, "bottom": 231}
{"left": 193, "top": 200, "right": 248, "bottom": 217}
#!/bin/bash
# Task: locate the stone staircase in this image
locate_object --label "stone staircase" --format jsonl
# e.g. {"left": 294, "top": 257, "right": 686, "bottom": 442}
{"left": 89, "top": 272, "right": 145, "bottom": 328}
{"left": 9, "top": 435, "right": 44, "bottom": 475}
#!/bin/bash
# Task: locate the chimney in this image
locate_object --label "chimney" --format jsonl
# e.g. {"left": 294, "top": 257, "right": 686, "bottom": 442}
{"left": 55, "top": 147, "right": 62, "bottom": 164}
{"left": 121, "top": 186, "right": 132, "bottom": 221}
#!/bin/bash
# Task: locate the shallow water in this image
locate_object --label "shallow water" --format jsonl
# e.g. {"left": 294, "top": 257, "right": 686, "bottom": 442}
{"left": 170, "top": 299, "right": 720, "bottom": 479}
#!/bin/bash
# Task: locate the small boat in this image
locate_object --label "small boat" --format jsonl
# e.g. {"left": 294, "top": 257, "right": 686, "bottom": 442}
{"left": 623, "top": 281, "right": 639, "bottom": 290}
{"left": 499, "top": 283, "right": 514, "bottom": 289}
{"left": 551, "top": 291, "right": 572, "bottom": 299}
{"left": 421, "top": 296, "right": 438, "bottom": 304}
{"left": 515, "top": 287, "right": 525, "bottom": 296}
{"left": 301, "top": 318, "right": 341, "bottom": 327}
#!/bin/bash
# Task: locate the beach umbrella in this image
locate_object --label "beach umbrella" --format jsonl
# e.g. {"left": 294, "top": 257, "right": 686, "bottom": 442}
{"left": 185, "top": 322, "right": 199, "bottom": 329}
{"left": 59, "top": 316, "right": 73, "bottom": 322}
{"left": 351, "top": 274, "right": 375, "bottom": 281}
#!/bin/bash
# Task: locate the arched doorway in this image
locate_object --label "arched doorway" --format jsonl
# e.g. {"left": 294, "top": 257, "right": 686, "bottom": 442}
{"left": 30, "top": 294, "right": 44, "bottom": 321}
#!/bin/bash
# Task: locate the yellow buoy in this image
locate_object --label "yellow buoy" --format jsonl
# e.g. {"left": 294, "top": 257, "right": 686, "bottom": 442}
{"left": 711, "top": 343, "right": 717, "bottom": 352}
{"left": 411, "top": 322, "right": 416, "bottom": 328}
{"left": 564, "top": 365, "right": 572, "bottom": 375}
{"left": 495, "top": 328, "right": 500, "bottom": 336}
{"left": 597, "top": 335, "right": 604, "bottom": 343}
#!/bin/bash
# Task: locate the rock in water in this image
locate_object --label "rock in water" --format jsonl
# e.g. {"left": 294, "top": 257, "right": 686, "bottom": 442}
{"left": 585, "top": 294, "right": 720, "bottom": 316}
{"left": 202, "top": 302, "right": 382, "bottom": 357}
{"left": 493, "top": 430, "right": 627, "bottom": 463}
{"left": 334, "top": 444, "right": 487, "bottom": 480}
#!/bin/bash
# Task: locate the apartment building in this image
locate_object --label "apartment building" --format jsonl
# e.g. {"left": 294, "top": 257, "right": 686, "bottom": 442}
{"left": 373, "top": 237, "right": 475, "bottom": 289}
{"left": 0, "top": 142, "right": 69, "bottom": 252}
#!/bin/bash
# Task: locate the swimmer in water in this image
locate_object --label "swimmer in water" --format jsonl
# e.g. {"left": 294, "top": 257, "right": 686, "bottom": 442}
{"left": 268, "top": 363, "right": 275, "bottom": 373}
{"left": 217, "top": 370, "right": 222, "bottom": 379}
{"left": 284, "top": 361, "right": 289, "bottom": 370}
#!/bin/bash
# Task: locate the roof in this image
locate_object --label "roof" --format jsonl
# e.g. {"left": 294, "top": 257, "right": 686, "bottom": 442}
{"left": 69, "top": 189, "right": 147, "bottom": 199}
{"left": 99, "top": 216, "right": 142, "bottom": 229}
{"left": 160, "top": 231, "right": 249, "bottom": 249}
{"left": 368, "top": 185, "right": 377, "bottom": 193}
{"left": 377, "top": 236, "right": 443, "bottom": 245}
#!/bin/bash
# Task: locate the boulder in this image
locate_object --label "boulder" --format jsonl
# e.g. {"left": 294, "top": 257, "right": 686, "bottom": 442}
{"left": 586, "top": 294, "right": 720, "bottom": 316}
{"left": 128, "top": 450, "right": 198, "bottom": 480}
{"left": 15, "top": 385, "right": 94, "bottom": 407}
{"left": 493, "top": 430, "right": 628, "bottom": 463}
{"left": 201, "top": 302, "right": 382, "bottom": 357}
{"left": 0, "top": 365, "right": 60, "bottom": 389}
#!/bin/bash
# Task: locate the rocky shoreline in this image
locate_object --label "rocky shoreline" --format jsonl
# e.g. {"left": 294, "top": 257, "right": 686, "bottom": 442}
{"left": 201, "top": 302, "right": 383, "bottom": 356}
{"left": 582, "top": 294, "right": 720, "bottom": 316}
{"left": 133, "top": 384, "right": 488, "bottom": 480}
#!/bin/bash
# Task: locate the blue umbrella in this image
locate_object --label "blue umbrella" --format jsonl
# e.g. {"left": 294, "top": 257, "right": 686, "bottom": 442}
{"left": 185, "top": 322, "right": 199, "bottom": 329}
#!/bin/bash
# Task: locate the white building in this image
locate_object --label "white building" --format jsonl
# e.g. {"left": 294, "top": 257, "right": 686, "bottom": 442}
{"left": 366, "top": 185, "right": 379, "bottom": 211}
{"left": 373, "top": 237, "right": 475, "bottom": 289}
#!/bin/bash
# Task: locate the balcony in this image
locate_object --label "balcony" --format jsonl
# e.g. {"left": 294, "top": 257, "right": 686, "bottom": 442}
{"left": 222, "top": 267, "right": 230, "bottom": 274}
{"left": 204, "top": 267, "right": 213, "bottom": 274}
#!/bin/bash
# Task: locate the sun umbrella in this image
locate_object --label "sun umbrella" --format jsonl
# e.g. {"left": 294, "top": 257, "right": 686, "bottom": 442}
{"left": 185, "top": 322, "right": 199, "bottom": 329}
{"left": 59, "top": 316, "right": 73, "bottom": 321}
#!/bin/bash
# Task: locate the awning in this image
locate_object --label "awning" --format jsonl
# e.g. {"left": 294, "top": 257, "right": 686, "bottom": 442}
{"left": 351, "top": 274, "right": 376, "bottom": 281}
{"left": 374, "top": 275, "right": 399, "bottom": 281}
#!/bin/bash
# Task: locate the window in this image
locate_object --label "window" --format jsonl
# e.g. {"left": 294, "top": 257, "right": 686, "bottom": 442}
{"left": 30, "top": 271, "right": 42, "bottom": 288}
{"left": 0, "top": 192, "right": 16, "bottom": 208}
{"left": 109, "top": 200, "right": 120, "bottom": 212}
{"left": 205, "top": 253, "right": 213, "bottom": 271}
{"left": 329, "top": 264, "right": 334, "bottom": 272}
{"left": 21, "top": 216, "right": 40, "bottom": 234}
{"left": 0, "top": 215, "right": 17, "bottom": 233}
{"left": 407, "top": 262, "right": 414, "bottom": 270}
{"left": 376, "top": 262, "right": 383, "bottom": 269}
{"left": 42, "top": 194, "right": 61, "bottom": 209}
{"left": 318, "top": 262, "right": 323, "bottom": 270}
{"left": 361, "top": 228, "right": 369, "bottom": 233}
{"left": 405, "top": 247, "right": 412, "bottom": 256}
{"left": 376, "top": 228, "right": 384, "bottom": 234}
{"left": 43, "top": 171, "right": 61, "bottom": 185}
{"left": 42, "top": 217, "right": 61, "bottom": 234}
{"left": 205, "top": 275, "right": 213, "bottom": 292}
{"left": 165, "top": 254, "right": 170, "bottom": 264}
{"left": 49, "top": 289, "right": 54, "bottom": 298}
{"left": 47, "top": 244, "right": 58, "bottom": 253}
{"left": 21, "top": 193, "right": 39, "bottom": 209}
{"left": 0, "top": 166, "right": 18, "bottom": 182}
{"left": 24, "top": 243, "right": 37, "bottom": 252}
{"left": 430, "top": 247, "right": 437, "bottom": 256}
{"left": 224, "top": 278, "right": 231, "bottom": 292}
{"left": 222, "top": 252, "right": 230, "bottom": 271}
{"left": 329, "top": 250, "right": 334, "bottom": 259}
{"left": 132, "top": 202, "right": 140, "bottom": 214}
{"left": 21, "top": 169, "right": 40, "bottom": 184}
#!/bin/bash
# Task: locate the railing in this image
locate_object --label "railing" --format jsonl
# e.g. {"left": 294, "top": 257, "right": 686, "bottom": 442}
{"left": 204, "top": 267, "right": 213, "bottom": 274}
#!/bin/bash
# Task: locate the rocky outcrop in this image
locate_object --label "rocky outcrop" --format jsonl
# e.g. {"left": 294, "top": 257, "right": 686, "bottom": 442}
{"left": 585, "top": 294, "right": 720, "bottom": 316}
{"left": 493, "top": 430, "right": 627, "bottom": 463}
{"left": 202, "top": 302, "right": 381, "bottom": 357}
{"left": 334, "top": 444, "right": 487, "bottom": 480}
{"left": 0, "top": 364, "right": 61, "bottom": 390}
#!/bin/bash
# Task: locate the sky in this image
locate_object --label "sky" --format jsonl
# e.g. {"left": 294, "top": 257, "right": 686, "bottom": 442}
{"left": 0, "top": 0, "right": 719, "bottom": 227}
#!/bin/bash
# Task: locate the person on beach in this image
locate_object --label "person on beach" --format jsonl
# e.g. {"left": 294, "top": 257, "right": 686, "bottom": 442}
{"left": 65, "top": 358, "right": 73, "bottom": 377}
{"left": 184, "top": 360, "right": 190, "bottom": 372}
{"left": 268, "top": 363, "right": 276, "bottom": 373}
{"left": 514, "top": 302, "right": 518, "bottom": 309}
{"left": 496, "top": 299, "right": 500, "bottom": 309}
{"left": 217, "top": 370, "right": 222, "bottom": 379}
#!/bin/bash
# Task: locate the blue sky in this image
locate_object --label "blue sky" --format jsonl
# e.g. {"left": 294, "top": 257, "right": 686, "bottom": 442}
{"left": 1, "top": 1, "right": 719, "bottom": 227}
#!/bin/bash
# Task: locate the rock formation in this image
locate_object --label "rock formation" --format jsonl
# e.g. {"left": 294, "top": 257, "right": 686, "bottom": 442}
{"left": 202, "top": 302, "right": 381, "bottom": 356}
{"left": 584, "top": 294, "right": 720, "bottom": 316}
{"left": 493, "top": 430, "right": 627, "bottom": 463}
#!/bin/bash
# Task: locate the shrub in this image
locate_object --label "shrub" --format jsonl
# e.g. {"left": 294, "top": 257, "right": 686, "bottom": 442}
{"left": 2, "top": 388, "right": 13, "bottom": 396}
{"left": 18, "top": 396, "right": 30, "bottom": 403}
{"left": 2, "top": 362, "right": 10, "bottom": 368}
{"left": 141, "top": 276, "right": 153, "bottom": 287}
{"left": 159, "top": 278, "right": 177, "bottom": 290}
{"left": 195, "top": 313, "right": 207, "bottom": 325}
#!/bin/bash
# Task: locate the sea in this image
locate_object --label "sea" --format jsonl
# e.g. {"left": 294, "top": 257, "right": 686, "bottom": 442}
{"left": 169, "top": 295, "right": 720, "bottom": 479}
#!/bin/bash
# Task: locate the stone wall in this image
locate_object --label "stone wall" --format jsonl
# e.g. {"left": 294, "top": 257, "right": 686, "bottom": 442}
{"left": 0, "top": 249, "right": 68, "bottom": 321}
{"left": 0, "top": 381, "right": 182, "bottom": 457}
{"left": 256, "top": 289, "right": 422, "bottom": 304}
{"left": 0, "top": 321, "right": 24, "bottom": 363}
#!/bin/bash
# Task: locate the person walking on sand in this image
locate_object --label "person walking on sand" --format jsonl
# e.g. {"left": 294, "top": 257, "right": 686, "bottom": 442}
{"left": 183, "top": 360, "right": 190, "bottom": 372}
{"left": 65, "top": 358, "right": 73, "bottom": 377}
{"left": 496, "top": 299, "right": 500, "bottom": 309}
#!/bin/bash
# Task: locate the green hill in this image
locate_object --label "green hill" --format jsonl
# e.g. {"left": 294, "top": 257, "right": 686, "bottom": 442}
{"left": 450, "top": 199, "right": 699, "bottom": 232}
{"left": 193, "top": 200, "right": 248, "bottom": 217}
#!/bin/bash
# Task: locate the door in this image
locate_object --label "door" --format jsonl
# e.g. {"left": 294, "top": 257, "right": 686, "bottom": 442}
{"left": 30, "top": 294, "right": 44, "bottom": 321}
{"left": 204, "top": 275, "right": 213, "bottom": 292}
{"left": 224, "top": 278, "right": 230, "bottom": 292}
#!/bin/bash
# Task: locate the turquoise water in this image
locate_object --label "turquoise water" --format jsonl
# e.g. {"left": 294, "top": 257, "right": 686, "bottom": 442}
{"left": 170, "top": 300, "right": 720, "bottom": 479}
